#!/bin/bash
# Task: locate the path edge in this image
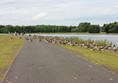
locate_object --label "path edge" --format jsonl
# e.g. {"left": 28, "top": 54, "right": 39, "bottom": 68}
{"left": 0, "top": 39, "right": 25, "bottom": 83}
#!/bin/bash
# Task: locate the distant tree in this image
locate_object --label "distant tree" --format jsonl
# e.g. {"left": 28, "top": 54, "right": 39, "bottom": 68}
{"left": 77, "top": 22, "right": 91, "bottom": 32}
{"left": 5, "top": 25, "right": 14, "bottom": 33}
{"left": 103, "top": 22, "right": 118, "bottom": 33}
{"left": 88, "top": 25, "right": 100, "bottom": 33}
{"left": 0, "top": 25, "right": 5, "bottom": 33}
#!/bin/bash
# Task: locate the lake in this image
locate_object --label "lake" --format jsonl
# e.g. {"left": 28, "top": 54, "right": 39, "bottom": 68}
{"left": 37, "top": 33, "right": 118, "bottom": 46}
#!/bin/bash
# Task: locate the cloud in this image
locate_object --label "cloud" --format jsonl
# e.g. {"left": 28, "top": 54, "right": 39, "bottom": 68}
{"left": 0, "top": 0, "right": 118, "bottom": 25}
{"left": 31, "top": 13, "right": 48, "bottom": 20}
{"left": 0, "top": 0, "right": 16, "bottom": 5}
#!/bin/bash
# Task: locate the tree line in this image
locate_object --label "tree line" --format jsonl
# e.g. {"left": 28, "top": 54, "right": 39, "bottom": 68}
{"left": 102, "top": 22, "right": 118, "bottom": 33}
{"left": 0, "top": 22, "right": 118, "bottom": 33}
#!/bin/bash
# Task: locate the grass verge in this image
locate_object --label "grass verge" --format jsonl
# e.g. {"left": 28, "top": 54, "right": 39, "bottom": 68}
{"left": 60, "top": 45, "right": 118, "bottom": 73}
{"left": 0, "top": 35, "right": 24, "bottom": 80}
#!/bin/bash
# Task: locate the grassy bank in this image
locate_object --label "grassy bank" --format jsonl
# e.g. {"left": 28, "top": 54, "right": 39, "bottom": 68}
{"left": 0, "top": 35, "right": 24, "bottom": 80}
{"left": 60, "top": 45, "right": 118, "bottom": 73}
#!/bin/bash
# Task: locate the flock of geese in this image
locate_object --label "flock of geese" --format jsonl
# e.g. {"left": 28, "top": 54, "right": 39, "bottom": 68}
{"left": 25, "top": 35, "right": 118, "bottom": 54}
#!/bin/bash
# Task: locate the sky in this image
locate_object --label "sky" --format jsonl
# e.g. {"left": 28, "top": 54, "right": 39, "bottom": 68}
{"left": 0, "top": 0, "right": 118, "bottom": 26}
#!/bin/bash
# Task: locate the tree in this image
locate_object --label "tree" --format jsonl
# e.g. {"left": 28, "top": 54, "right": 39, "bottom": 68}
{"left": 88, "top": 25, "right": 100, "bottom": 33}
{"left": 77, "top": 22, "right": 91, "bottom": 32}
{"left": 103, "top": 22, "right": 118, "bottom": 33}
{"left": 0, "top": 25, "right": 5, "bottom": 33}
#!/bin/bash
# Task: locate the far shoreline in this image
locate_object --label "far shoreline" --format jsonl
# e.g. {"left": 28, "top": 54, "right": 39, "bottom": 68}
{"left": 27, "top": 32, "right": 118, "bottom": 35}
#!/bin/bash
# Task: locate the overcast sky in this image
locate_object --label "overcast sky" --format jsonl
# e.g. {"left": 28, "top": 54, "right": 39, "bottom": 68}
{"left": 0, "top": 0, "right": 118, "bottom": 26}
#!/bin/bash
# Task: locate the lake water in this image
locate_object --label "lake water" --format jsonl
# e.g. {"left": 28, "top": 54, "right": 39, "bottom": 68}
{"left": 37, "top": 33, "right": 118, "bottom": 46}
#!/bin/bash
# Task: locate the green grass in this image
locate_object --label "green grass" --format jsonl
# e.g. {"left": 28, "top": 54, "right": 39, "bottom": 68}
{"left": 60, "top": 45, "right": 118, "bottom": 73}
{"left": 0, "top": 35, "right": 24, "bottom": 80}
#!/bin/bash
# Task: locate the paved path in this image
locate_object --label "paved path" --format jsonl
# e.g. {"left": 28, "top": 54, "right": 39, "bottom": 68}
{"left": 2, "top": 39, "right": 118, "bottom": 83}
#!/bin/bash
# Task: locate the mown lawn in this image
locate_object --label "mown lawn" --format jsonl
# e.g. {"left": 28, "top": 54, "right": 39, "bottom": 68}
{"left": 60, "top": 45, "right": 118, "bottom": 73}
{"left": 0, "top": 35, "right": 24, "bottom": 80}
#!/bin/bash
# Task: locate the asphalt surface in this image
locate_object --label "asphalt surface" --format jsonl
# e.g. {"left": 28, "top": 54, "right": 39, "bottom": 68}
{"left": 2, "top": 39, "right": 118, "bottom": 83}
